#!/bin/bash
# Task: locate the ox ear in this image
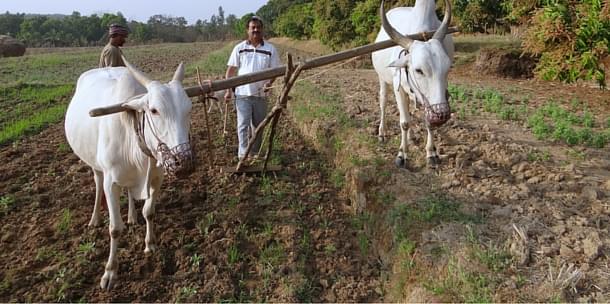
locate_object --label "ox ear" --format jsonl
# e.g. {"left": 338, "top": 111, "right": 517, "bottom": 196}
{"left": 121, "top": 95, "right": 149, "bottom": 112}
{"left": 388, "top": 55, "right": 409, "bottom": 68}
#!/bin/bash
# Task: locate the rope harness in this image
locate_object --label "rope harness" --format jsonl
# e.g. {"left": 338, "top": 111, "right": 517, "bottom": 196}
{"left": 129, "top": 106, "right": 193, "bottom": 177}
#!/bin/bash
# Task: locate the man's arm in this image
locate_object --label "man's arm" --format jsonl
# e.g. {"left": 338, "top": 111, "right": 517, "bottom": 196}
{"left": 224, "top": 65, "right": 238, "bottom": 100}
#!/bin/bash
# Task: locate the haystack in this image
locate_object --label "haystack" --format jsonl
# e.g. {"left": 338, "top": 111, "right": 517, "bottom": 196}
{"left": 0, "top": 35, "right": 26, "bottom": 57}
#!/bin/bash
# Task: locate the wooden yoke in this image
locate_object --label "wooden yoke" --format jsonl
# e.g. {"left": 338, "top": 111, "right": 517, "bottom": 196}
{"left": 88, "top": 27, "right": 459, "bottom": 118}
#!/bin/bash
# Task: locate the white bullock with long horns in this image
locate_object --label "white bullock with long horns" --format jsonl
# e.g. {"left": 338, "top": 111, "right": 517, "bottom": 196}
{"left": 372, "top": 0, "right": 454, "bottom": 168}
{"left": 64, "top": 58, "right": 194, "bottom": 289}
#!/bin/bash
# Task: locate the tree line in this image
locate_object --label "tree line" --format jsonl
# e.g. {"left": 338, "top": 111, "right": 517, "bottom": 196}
{"left": 0, "top": 7, "right": 252, "bottom": 47}
{"left": 260, "top": 0, "right": 608, "bottom": 86}
{"left": 1, "top": 1, "right": 608, "bottom": 85}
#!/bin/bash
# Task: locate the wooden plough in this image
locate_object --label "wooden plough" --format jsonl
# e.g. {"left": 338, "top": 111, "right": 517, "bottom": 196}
{"left": 89, "top": 27, "right": 459, "bottom": 174}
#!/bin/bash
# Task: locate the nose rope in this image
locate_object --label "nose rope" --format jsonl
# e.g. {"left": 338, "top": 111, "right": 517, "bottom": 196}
{"left": 130, "top": 109, "right": 193, "bottom": 176}
{"left": 403, "top": 63, "right": 451, "bottom": 126}
{"left": 130, "top": 110, "right": 155, "bottom": 159}
{"left": 396, "top": 49, "right": 450, "bottom": 118}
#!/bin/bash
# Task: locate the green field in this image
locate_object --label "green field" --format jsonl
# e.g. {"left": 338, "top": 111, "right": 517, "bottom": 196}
{"left": 0, "top": 42, "right": 227, "bottom": 146}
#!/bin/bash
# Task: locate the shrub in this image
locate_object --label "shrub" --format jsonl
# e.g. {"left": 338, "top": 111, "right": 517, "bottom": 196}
{"left": 523, "top": 0, "right": 610, "bottom": 87}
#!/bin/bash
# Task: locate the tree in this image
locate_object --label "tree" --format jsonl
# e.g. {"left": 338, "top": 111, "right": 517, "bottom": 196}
{"left": 129, "top": 21, "right": 152, "bottom": 43}
{"left": 312, "top": 0, "right": 358, "bottom": 50}
{"left": 256, "top": 0, "right": 311, "bottom": 36}
{"left": 274, "top": 3, "right": 315, "bottom": 39}
{"left": 100, "top": 12, "right": 127, "bottom": 29}
{"left": 0, "top": 11, "right": 25, "bottom": 37}
{"left": 233, "top": 13, "right": 254, "bottom": 39}
{"left": 350, "top": 0, "right": 381, "bottom": 45}
{"left": 18, "top": 15, "right": 47, "bottom": 46}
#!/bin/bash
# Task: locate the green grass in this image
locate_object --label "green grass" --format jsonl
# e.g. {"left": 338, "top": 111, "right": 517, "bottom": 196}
{"left": 259, "top": 242, "right": 286, "bottom": 270}
{"left": 227, "top": 244, "right": 241, "bottom": 265}
{"left": 390, "top": 194, "right": 481, "bottom": 243}
{"left": 190, "top": 253, "right": 203, "bottom": 270}
{"left": 77, "top": 241, "right": 95, "bottom": 255}
{"left": 187, "top": 42, "right": 235, "bottom": 76}
{"left": 197, "top": 213, "right": 216, "bottom": 236}
{"left": 421, "top": 228, "right": 511, "bottom": 303}
{"left": 292, "top": 81, "right": 350, "bottom": 127}
{"left": 0, "top": 42, "right": 225, "bottom": 146}
{"left": 57, "top": 209, "right": 72, "bottom": 234}
{"left": 176, "top": 285, "right": 198, "bottom": 303}
{"left": 527, "top": 149, "right": 551, "bottom": 162}
{"left": 0, "top": 195, "right": 16, "bottom": 214}
{"left": 0, "top": 102, "right": 69, "bottom": 146}
{"left": 449, "top": 84, "right": 610, "bottom": 148}
{"left": 528, "top": 102, "right": 609, "bottom": 147}
{"left": 0, "top": 52, "right": 98, "bottom": 88}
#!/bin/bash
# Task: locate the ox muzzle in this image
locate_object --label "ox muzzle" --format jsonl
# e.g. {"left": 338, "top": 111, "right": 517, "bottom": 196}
{"left": 157, "top": 142, "right": 194, "bottom": 177}
{"left": 425, "top": 102, "right": 451, "bottom": 128}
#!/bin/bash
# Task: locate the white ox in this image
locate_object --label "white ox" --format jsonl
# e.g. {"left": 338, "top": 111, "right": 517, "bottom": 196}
{"left": 372, "top": 0, "right": 454, "bottom": 168}
{"left": 64, "top": 58, "right": 194, "bottom": 289}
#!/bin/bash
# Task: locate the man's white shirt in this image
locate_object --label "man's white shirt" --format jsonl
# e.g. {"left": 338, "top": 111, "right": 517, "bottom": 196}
{"left": 227, "top": 40, "right": 282, "bottom": 97}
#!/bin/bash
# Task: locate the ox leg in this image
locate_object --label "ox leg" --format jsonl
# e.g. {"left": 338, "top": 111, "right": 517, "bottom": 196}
{"left": 88, "top": 170, "right": 103, "bottom": 227}
{"left": 394, "top": 87, "right": 412, "bottom": 168}
{"left": 143, "top": 177, "right": 161, "bottom": 253}
{"left": 126, "top": 190, "right": 137, "bottom": 225}
{"left": 425, "top": 126, "right": 440, "bottom": 167}
{"left": 378, "top": 79, "right": 389, "bottom": 142}
{"left": 100, "top": 179, "right": 125, "bottom": 290}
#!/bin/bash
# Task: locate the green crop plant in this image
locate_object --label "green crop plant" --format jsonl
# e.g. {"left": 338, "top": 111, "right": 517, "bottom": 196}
{"left": 190, "top": 253, "right": 203, "bottom": 270}
{"left": 57, "top": 209, "right": 72, "bottom": 234}
{"left": 227, "top": 244, "right": 241, "bottom": 265}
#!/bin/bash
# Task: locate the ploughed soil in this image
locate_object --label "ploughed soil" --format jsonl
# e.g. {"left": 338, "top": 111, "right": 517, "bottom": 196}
{"left": 0, "top": 48, "right": 382, "bottom": 302}
{"left": 1, "top": 39, "right": 610, "bottom": 302}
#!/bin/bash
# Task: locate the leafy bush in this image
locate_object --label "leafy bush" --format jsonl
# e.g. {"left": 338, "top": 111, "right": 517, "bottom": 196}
{"left": 350, "top": 0, "right": 382, "bottom": 45}
{"left": 523, "top": 0, "right": 610, "bottom": 86}
{"left": 312, "top": 0, "right": 358, "bottom": 50}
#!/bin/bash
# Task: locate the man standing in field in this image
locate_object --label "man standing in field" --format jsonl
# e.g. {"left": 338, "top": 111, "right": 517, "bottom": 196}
{"left": 99, "top": 24, "right": 128, "bottom": 68}
{"left": 224, "top": 16, "right": 282, "bottom": 161}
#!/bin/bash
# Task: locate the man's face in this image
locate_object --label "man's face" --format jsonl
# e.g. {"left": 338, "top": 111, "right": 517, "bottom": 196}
{"left": 247, "top": 20, "right": 263, "bottom": 42}
{"left": 110, "top": 34, "right": 126, "bottom": 47}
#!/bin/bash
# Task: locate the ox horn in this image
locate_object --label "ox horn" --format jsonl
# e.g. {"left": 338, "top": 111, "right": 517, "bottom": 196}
{"left": 380, "top": 0, "right": 413, "bottom": 49}
{"left": 122, "top": 55, "right": 152, "bottom": 87}
{"left": 433, "top": 0, "right": 452, "bottom": 40}
{"left": 172, "top": 62, "right": 185, "bottom": 83}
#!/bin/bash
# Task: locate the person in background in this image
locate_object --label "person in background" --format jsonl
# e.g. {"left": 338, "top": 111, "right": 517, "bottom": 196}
{"left": 224, "top": 16, "right": 282, "bottom": 161}
{"left": 99, "top": 24, "right": 129, "bottom": 68}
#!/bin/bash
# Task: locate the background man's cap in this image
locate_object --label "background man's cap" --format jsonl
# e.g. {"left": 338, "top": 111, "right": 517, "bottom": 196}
{"left": 109, "top": 24, "right": 129, "bottom": 37}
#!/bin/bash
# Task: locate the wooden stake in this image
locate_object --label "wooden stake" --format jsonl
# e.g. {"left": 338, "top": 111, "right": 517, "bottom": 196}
{"left": 197, "top": 68, "right": 214, "bottom": 170}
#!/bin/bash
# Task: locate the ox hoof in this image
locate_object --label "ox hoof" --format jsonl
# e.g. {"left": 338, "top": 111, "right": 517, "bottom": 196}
{"left": 394, "top": 156, "right": 406, "bottom": 168}
{"left": 427, "top": 156, "right": 441, "bottom": 167}
{"left": 100, "top": 270, "right": 117, "bottom": 290}
{"left": 144, "top": 244, "right": 157, "bottom": 254}
{"left": 127, "top": 216, "right": 137, "bottom": 225}
{"left": 88, "top": 218, "right": 102, "bottom": 227}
